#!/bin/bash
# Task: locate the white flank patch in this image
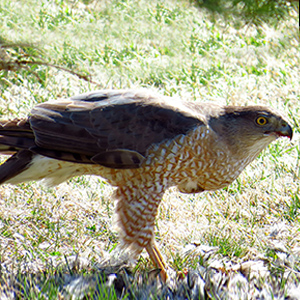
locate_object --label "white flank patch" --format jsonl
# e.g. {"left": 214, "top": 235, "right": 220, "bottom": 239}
{"left": 7, "top": 155, "right": 81, "bottom": 186}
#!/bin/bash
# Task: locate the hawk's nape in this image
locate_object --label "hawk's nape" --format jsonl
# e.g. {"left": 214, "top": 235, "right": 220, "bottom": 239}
{"left": 0, "top": 89, "right": 293, "bottom": 281}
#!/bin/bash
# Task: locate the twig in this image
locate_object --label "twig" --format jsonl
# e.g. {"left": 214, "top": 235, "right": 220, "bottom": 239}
{"left": 15, "top": 59, "right": 101, "bottom": 86}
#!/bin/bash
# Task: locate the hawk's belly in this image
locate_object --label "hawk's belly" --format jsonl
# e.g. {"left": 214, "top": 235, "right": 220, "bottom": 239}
{"left": 136, "top": 126, "right": 255, "bottom": 193}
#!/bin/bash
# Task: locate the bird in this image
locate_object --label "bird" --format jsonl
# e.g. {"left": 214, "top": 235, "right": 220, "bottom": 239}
{"left": 0, "top": 89, "right": 293, "bottom": 281}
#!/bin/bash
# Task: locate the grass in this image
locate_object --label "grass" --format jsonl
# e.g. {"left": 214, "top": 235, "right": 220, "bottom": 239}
{"left": 0, "top": 0, "right": 299, "bottom": 298}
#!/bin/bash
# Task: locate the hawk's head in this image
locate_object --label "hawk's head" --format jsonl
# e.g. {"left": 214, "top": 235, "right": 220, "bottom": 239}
{"left": 210, "top": 106, "right": 292, "bottom": 157}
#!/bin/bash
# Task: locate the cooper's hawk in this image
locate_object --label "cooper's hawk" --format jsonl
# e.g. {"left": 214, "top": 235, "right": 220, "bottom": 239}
{"left": 0, "top": 89, "right": 292, "bottom": 281}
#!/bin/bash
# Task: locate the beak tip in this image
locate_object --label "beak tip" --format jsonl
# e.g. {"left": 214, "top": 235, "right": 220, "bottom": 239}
{"left": 287, "top": 127, "right": 293, "bottom": 141}
{"left": 288, "top": 125, "right": 293, "bottom": 141}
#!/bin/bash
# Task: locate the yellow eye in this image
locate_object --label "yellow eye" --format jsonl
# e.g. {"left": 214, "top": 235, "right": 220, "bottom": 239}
{"left": 256, "top": 116, "right": 268, "bottom": 126}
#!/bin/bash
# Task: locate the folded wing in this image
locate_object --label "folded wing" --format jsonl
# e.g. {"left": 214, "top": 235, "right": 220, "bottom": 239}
{"left": 2, "top": 90, "right": 204, "bottom": 169}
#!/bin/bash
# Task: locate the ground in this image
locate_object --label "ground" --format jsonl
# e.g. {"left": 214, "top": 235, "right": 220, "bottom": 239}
{"left": 0, "top": 0, "right": 299, "bottom": 298}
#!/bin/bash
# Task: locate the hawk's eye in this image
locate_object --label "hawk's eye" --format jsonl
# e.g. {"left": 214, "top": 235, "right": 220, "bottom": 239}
{"left": 256, "top": 116, "right": 268, "bottom": 126}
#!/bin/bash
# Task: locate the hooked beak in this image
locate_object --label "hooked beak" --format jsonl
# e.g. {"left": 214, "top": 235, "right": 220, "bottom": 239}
{"left": 264, "top": 121, "right": 293, "bottom": 141}
{"left": 276, "top": 121, "right": 293, "bottom": 140}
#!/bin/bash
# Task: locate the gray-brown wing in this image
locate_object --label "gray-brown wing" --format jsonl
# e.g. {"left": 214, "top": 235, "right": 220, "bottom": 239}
{"left": 29, "top": 90, "right": 204, "bottom": 168}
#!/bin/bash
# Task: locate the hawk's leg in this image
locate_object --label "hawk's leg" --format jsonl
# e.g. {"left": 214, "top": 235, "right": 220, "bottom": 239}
{"left": 145, "top": 242, "right": 167, "bottom": 281}
{"left": 114, "top": 183, "right": 167, "bottom": 280}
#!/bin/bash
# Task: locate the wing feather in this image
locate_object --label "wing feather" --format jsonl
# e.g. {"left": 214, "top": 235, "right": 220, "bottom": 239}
{"left": 29, "top": 90, "right": 204, "bottom": 168}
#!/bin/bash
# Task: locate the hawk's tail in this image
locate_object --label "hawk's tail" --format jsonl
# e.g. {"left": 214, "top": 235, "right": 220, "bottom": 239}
{"left": 0, "top": 119, "right": 35, "bottom": 184}
{"left": 0, "top": 119, "right": 35, "bottom": 153}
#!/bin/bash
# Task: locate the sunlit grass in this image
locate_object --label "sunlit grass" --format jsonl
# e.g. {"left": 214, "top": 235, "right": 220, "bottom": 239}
{"left": 0, "top": 0, "right": 299, "bottom": 297}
